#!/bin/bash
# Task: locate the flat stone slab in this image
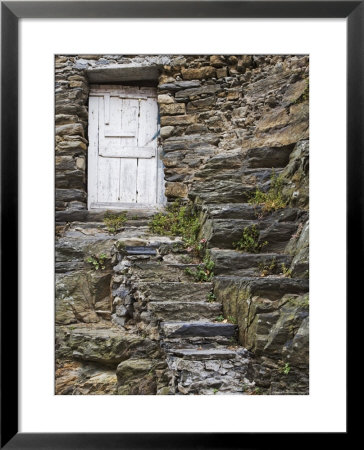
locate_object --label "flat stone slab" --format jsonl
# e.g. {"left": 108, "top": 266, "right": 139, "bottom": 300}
{"left": 169, "top": 348, "right": 237, "bottom": 360}
{"left": 202, "top": 218, "right": 298, "bottom": 251}
{"left": 210, "top": 249, "right": 292, "bottom": 276}
{"left": 215, "top": 276, "right": 309, "bottom": 300}
{"left": 130, "top": 262, "right": 201, "bottom": 282}
{"left": 56, "top": 325, "right": 159, "bottom": 367}
{"left": 56, "top": 208, "right": 158, "bottom": 223}
{"left": 202, "top": 203, "right": 262, "bottom": 220}
{"left": 160, "top": 321, "right": 237, "bottom": 338}
{"left": 135, "top": 282, "right": 213, "bottom": 302}
{"left": 149, "top": 301, "right": 221, "bottom": 321}
{"left": 125, "top": 246, "right": 157, "bottom": 256}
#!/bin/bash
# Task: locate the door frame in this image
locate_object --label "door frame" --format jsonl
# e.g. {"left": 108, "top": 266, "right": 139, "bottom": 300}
{"left": 87, "top": 82, "right": 166, "bottom": 210}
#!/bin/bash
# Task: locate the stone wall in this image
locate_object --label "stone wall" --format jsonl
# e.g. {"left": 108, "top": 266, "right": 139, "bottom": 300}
{"left": 55, "top": 54, "right": 308, "bottom": 209}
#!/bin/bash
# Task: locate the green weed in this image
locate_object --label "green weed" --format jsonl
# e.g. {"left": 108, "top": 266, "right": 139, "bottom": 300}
{"left": 233, "top": 225, "right": 267, "bottom": 253}
{"left": 86, "top": 253, "right": 108, "bottom": 270}
{"left": 258, "top": 257, "right": 280, "bottom": 276}
{"left": 280, "top": 362, "right": 291, "bottom": 375}
{"left": 150, "top": 201, "right": 200, "bottom": 242}
{"left": 281, "top": 263, "right": 293, "bottom": 278}
{"left": 249, "top": 171, "right": 287, "bottom": 212}
{"left": 184, "top": 250, "right": 215, "bottom": 282}
{"left": 104, "top": 211, "right": 127, "bottom": 234}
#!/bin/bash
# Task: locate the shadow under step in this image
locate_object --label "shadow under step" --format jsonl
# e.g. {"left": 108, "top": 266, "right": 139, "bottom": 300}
{"left": 168, "top": 348, "right": 244, "bottom": 360}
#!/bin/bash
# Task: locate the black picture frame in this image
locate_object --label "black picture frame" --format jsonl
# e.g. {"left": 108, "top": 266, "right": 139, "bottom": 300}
{"left": 1, "top": 1, "right": 356, "bottom": 447}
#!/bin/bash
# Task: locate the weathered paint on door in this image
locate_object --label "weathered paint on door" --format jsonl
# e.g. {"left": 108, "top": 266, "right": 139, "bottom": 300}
{"left": 88, "top": 85, "right": 162, "bottom": 209}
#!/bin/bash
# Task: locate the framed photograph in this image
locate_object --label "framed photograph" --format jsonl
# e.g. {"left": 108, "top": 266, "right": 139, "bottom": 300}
{"left": 1, "top": 1, "right": 355, "bottom": 447}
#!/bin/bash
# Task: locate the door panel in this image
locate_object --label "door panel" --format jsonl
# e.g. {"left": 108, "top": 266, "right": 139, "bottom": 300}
{"left": 137, "top": 158, "right": 157, "bottom": 204}
{"left": 88, "top": 85, "right": 159, "bottom": 208}
{"left": 97, "top": 156, "right": 121, "bottom": 203}
{"left": 120, "top": 158, "right": 137, "bottom": 203}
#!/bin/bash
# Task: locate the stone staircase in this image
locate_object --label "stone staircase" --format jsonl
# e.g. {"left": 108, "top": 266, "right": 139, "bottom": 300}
{"left": 56, "top": 199, "right": 309, "bottom": 395}
{"left": 113, "top": 242, "right": 255, "bottom": 395}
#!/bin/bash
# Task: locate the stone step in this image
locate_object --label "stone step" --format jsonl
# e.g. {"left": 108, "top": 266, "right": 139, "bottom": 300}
{"left": 55, "top": 260, "right": 85, "bottom": 273}
{"left": 166, "top": 348, "right": 253, "bottom": 395}
{"left": 168, "top": 348, "right": 238, "bottom": 360}
{"left": 189, "top": 179, "right": 255, "bottom": 204}
{"left": 160, "top": 321, "right": 237, "bottom": 339}
{"left": 55, "top": 208, "right": 159, "bottom": 223}
{"left": 133, "top": 282, "right": 213, "bottom": 303}
{"left": 129, "top": 262, "right": 204, "bottom": 282}
{"left": 214, "top": 276, "right": 309, "bottom": 301}
{"left": 162, "top": 336, "right": 234, "bottom": 348}
{"left": 125, "top": 246, "right": 157, "bottom": 256}
{"left": 148, "top": 301, "right": 221, "bottom": 321}
{"left": 202, "top": 203, "right": 263, "bottom": 220}
{"left": 202, "top": 218, "right": 298, "bottom": 252}
{"left": 176, "top": 377, "right": 249, "bottom": 395}
{"left": 210, "top": 249, "right": 292, "bottom": 276}
{"left": 202, "top": 203, "right": 306, "bottom": 222}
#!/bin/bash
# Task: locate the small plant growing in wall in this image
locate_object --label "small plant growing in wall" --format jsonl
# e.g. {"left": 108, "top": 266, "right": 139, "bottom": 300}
{"left": 249, "top": 170, "right": 287, "bottom": 212}
{"left": 249, "top": 387, "right": 263, "bottom": 395}
{"left": 233, "top": 225, "right": 267, "bottom": 253}
{"left": 149, "top": 200, "right": 202, "bottom": 255}
{"left": 281, "top": 263, "right": 293, "bottom": 278}
{"left": 258, "top": 258, "right": 292, "bottom": 277}
{"left": 104, "top": 211, "right": 127, "bottom": 234}
{"left": 227, "top": 315, "right": 237, "bottom": 325}
{"left": 258, "top": 257, "right": 278, "bottom": 276}
{"left": 185, "top": 251, "right": 215, "bottom": 282}
{"left": 86, "top": 253, "right": 108, "bottom": 271}
{"left": 280, "top": 362, "right": 291, "bottom": 375}
{"left": 207, "top": 291, "right": 217, "bottom": 302}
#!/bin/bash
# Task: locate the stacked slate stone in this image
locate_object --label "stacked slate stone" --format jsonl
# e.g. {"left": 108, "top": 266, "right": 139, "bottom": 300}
{"left": 55, "top": 54, "right": 309, "bottom": 395}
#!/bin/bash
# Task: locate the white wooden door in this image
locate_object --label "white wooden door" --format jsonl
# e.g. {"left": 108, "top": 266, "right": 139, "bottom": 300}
{"left": 88, "top": 85, "right": 161, "bottom": 208}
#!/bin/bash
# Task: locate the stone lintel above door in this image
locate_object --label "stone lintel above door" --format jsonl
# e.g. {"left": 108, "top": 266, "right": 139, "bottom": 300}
{"left": 86, "top": 64, "right": 161, "bottom": 84}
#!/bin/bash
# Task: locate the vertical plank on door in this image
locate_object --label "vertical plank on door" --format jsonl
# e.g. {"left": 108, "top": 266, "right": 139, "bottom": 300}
{"left": 88, "top": 96, "right": 99, "bottom": 208}
{"left": 119, "top": 159, "right": 137, "bottom": 203}
{"left": 137, "top": 158, "right": 157, "bottom": 204}
{"left": 118, "top": 95, "right": 138, "bottom": 203}
{"left": 99, "top": 95, "right": 121, "bottom": 152}
{"left": 120, "top": 97, "right": 138, "bottom": 148}
{"left": 97, "top": 96, "right": 121, "bottom": 203}
{"left": 137, "top": 96, "right": 158, "bottom": 203}
{"left": 97, "top": 157, "right": 121, "bottom": 203}
{"left": 104, "top": 93, "right": 110, "bottom": 124}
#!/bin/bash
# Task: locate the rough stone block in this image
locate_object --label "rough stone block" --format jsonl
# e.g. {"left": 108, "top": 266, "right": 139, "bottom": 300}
{"left": 56, "top": 123, "right": 85, "bottom": 137}
{"left": 181, "top": 66, "right": 216, "bottom": 80}
{"left": 161, "top": 114, "right": 197, "bottom": 126}
{"left": 165, "top": 181, "right": 188, "bottom": 198}
{"left": 159, "top": 103, "right": 186, "bottom": 115}
{"left": 216, "top": 67, "right": 228, "bottom": 78}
